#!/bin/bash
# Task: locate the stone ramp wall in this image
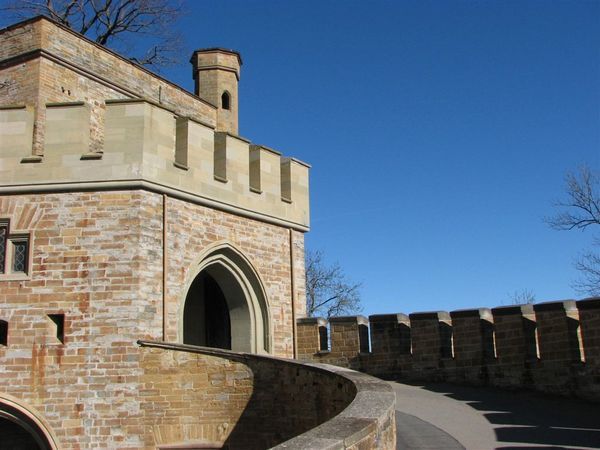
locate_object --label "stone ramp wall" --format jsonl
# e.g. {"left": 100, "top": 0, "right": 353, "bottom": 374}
{"left": 138, "top": 341, "right": 396, "bottom": 450}
{"left": 298, "top": 298, "right": 600, "bottom": 401}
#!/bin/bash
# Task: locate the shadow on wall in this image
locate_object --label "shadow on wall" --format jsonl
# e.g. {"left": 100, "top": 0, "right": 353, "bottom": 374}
{"left": 415, "top": 382, "right": 600, "bottom": 449}
{"left": 221, "top": 357, "right": 355, "bottom": 449}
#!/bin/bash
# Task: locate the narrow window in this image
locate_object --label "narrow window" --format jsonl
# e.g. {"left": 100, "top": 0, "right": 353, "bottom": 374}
{"left": 48, "top": 314, "right": 65, "bottom": 344}
{"left": 221, "top": 91, "right": 231, "bottom": 110}
{"left": 0, "top": 222, "right": 7, "bottom": 274}
{"left": 481, "top": 319, "right": 497, "bottom": 360}
{"left": 439, "top": 322, "right": 454, "bottom": 358}
{"left": 318, "top": 325, "right": 329, "bottom": 352}
{"left": 0, "top": 320, "right": 7, "bottom": 346}
{"left": 567, "top": 316, "right": 585, "bottom": 363}
{"left": 11, "top": 238, "right": 28, "bottom": 273}
{"left": 523, "top": 317, "right": 540, "bottom": 360}
{"left": 359, "top": 324, "right": 370, "bottom": 353}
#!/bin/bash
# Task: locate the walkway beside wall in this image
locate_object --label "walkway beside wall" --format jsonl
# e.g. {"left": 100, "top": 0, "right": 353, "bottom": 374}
{"left": 391, "top": 381, "right": 600, "bottom": 449}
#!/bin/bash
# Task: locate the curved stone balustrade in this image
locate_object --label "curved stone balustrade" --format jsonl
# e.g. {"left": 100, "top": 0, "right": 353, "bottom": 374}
{"left": 137, "top": 340, "right": 396, "bottom": 449}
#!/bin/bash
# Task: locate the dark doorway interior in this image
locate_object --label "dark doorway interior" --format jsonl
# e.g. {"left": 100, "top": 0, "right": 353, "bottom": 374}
{"left": 0, "top": 415, "right": 43, "bottom": 450}
{"left": 183, "top": 271, "right": 232, "bottom": 350}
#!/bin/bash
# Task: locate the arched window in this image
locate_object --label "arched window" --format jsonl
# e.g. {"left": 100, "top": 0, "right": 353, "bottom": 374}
{"left": 221, "top": 91, "right": 231, "bottom": 110}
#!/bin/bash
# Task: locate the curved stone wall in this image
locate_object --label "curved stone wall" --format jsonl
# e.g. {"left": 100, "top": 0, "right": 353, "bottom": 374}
{"left": 137, "top": 340, "right": 396, "bottom": 449}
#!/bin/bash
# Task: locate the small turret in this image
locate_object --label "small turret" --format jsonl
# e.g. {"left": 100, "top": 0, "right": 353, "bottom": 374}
{"left": 192, "top": 48, "right": 242, "bottom": 135}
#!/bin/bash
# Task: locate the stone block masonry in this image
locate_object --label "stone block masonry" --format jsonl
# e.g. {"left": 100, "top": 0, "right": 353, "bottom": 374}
{"left": 298, "top": 298, "right": 600, "bottom": 402}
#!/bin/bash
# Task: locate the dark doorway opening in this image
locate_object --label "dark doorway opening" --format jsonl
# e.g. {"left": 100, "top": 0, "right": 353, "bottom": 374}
{"left": 0, "top": 415, "right": 41, "bottom": 450}
{"left": 0, "top": 401, "right": 55, "bottom": 450}
{"left": 183, "top": 271, "right": 232, "bottom": 350}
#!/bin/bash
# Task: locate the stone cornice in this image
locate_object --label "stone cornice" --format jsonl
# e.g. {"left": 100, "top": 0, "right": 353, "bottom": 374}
{"left": 0, "top": 180, "right": 310, "bottom": 232}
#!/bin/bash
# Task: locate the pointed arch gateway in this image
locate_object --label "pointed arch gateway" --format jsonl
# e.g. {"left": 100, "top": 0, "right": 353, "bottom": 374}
{"left": 181, "top": 243, "right": 271, "bottom": 354}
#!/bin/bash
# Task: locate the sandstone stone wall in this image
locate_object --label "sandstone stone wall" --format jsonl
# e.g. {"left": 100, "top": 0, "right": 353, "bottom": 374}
{"left": 0, "top": 189, "right": 305, "bottom": 447}
{"left": 298, "top": 299, "right": 600, "bottom": 402}
{"left": 138, "top": 341, "right": 395, "bottom": 450}
{"left": 0, "top": 191, "right": 160, "bottom": 448}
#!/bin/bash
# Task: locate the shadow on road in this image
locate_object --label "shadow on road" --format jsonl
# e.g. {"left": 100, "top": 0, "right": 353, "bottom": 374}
{"left": 412, "top": 382, "right": 600, "bottom": 449}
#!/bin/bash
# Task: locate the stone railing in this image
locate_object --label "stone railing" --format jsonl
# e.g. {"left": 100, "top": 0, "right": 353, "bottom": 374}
{"left": 0, "top": 100, "right": 309, "bottom": 230}
{"left": 298, "top": 297, "right": 600, "bottom": 401}
{"left": 137, "top": 341, "right": 396, "bottom": 449}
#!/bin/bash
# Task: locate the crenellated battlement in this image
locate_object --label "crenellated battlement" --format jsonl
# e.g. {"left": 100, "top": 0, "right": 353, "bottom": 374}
{"left": 298, "top": 297, "right": 600, "bottom": 401}
{"left": 0, "top": 16, "right": 310, "bottom": 230}
{"left": 0, "top": 99, "right": 309, "bottom": 229}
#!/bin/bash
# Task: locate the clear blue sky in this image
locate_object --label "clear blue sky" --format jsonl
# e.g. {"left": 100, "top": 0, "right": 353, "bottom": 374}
{"left": 9, "top": 1, "right": 600, "bottom": 316}
{"left": 166, "top": 1, "right": 599, "bottom": 316}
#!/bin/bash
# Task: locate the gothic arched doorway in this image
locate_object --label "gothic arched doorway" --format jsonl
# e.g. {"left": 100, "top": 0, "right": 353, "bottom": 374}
{"left": 183, "top": 270, "right": 232, "bottom": 350}
{"left": 181, "top": 244, "right": 271, "bottom": 354}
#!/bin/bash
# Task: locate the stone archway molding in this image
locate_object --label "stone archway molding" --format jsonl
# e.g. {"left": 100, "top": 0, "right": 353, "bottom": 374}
{"left": 0, "top": 393, "right": 60, "bottom": 450}
{"left": 179, "top": 241, "right": 272, "bottom": 354}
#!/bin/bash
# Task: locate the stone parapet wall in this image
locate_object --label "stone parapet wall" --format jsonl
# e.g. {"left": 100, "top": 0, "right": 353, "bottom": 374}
{"left": 138, "top": 341, "right": 396, "bottom": 450}
{"left": 0, "top": 99, "right": 309, "bottom": 229}
{"left": 298, "top": 298, "right": 600, "bottom": 401}
{"left": 0, "top": 335, "right": 396, "bottom": 449}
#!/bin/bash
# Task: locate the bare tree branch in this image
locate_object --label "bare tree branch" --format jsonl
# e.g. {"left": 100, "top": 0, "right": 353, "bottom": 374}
{"left": 573, "top": 238, "right": 600, "bottom": 296}
{"left": 507, "top": 289, "right": 536, "bottom": 305}
{"left": 546, "top": 166, "right": 600, "bottom": 231}
{"left": 1, "top": 0, "right": 184, "bottom": 67}
{"left": 547, "top": 165, "right": 600, "bottom": 296}
{"left": 305, "top": 249, "right": 362, "bottom": 318}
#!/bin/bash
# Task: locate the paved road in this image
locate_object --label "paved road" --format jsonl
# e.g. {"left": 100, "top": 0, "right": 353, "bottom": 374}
{"left": 390, "top": 382, "right": 600, "bottom": 449}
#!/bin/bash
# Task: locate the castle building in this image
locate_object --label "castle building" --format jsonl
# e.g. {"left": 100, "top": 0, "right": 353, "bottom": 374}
{"left": 0, "top": 16, "right": 318, "bottom": 449}
{"left": 2, "top": 15, "right": 597, "bottom": 450}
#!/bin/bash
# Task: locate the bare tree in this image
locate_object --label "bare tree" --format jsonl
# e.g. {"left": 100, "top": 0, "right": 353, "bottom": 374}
{"left": 507, "top": 289, "right": 536, "bottom": 305}
{"left": 305, "top": 249, "right": 362, "bottom": 318}
{"left": 1, "top": 0, "right": 183, "bottom": 67}
{"left": 573, "top": 238, "right": 600, "bottom": 295}
{"left": 547, "top": 165, "right": 600, "bottom": 296}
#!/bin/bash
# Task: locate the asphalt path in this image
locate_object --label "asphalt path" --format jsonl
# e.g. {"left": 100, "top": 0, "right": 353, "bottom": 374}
{"left": 390, "top": 382, "right": 600, "bottom": 450}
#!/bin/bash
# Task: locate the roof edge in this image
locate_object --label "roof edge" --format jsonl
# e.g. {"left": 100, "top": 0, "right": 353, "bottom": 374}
{"left": 192, "top": 47, "right": 243, "bottom": 65}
